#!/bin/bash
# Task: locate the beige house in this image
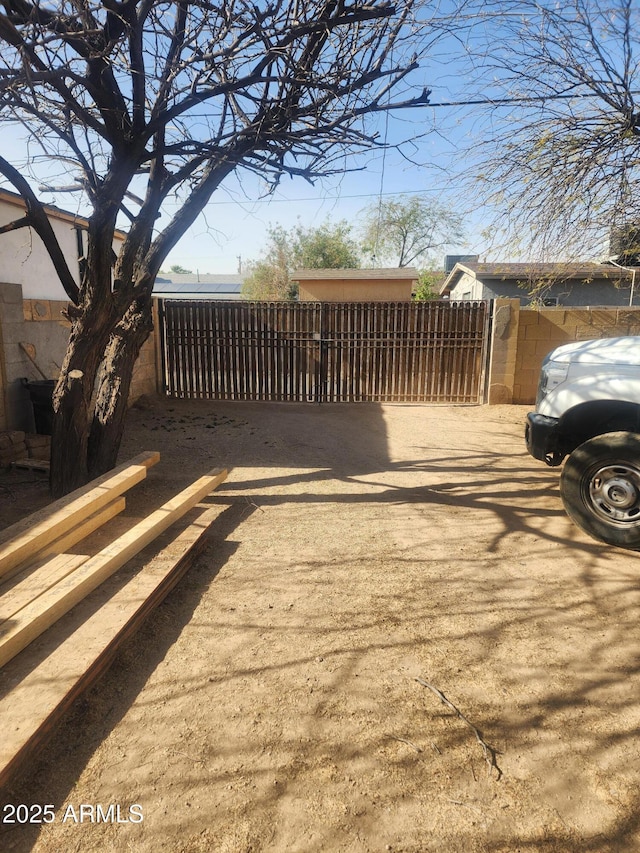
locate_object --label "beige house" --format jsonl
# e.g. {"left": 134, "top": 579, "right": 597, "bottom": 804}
{"left": 292, "top": 268, "right": 418, "bottom": 302}
{"left": 0, "top": 190, "right": 128, "bottom": 431}
{"left": 0, "top": 188, "right": 125, "bottom": 301}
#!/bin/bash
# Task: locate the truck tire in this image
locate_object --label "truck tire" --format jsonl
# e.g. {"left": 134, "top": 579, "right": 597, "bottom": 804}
{"left": 560, "top": 431, "right": 640, "bottom": 549}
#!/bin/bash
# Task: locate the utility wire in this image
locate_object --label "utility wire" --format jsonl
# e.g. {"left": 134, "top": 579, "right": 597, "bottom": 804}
{"left": 185, "top": 89, "right": 640, "bottom": 120}
{"left": 424, "top": 92, "right": 640, "bottom": 107}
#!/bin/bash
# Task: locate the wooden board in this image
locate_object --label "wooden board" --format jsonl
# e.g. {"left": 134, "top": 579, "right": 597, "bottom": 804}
{"left": 0, "top": 468, "right": 228, "bottom": 669}
{"left": 33, "top": 497, "right": 126, "bottom": 564}
{"left": 0, "top": 451, "right": 159, "bottom": 581}
{"left": 0, "top": 501, "right": 224, "bottom": 791}
{"left": 11, "top": 459, "right": 50, "bottom": 472}
{"left": 0, "top": 553, "right": 89, "bottom": 624}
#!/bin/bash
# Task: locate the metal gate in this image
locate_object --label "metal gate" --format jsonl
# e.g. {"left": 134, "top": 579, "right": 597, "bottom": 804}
{"left": 158, "top": 300, "right": 490, "bottom": 404}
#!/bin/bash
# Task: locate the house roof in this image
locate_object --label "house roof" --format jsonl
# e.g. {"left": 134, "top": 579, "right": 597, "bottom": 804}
{"left": 440, "top": 261, "right": 636, "bottom": 294}
{"left": 153, "top": 273, "right": 244, "bottom": 299}
{"left": 0, "top": 187, "right": 127, "bottom": 241}
{"left": 292, "top": 267, "right": 419, "bottom": 281}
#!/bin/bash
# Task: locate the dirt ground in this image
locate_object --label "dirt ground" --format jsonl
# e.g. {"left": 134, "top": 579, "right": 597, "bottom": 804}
{"left": 1, "top": 397, "right": 640, "bottom": 853}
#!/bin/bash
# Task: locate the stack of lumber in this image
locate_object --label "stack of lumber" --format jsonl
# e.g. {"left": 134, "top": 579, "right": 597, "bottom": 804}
{"left": 0, "top": 451, "right": 228, "bottom": 789}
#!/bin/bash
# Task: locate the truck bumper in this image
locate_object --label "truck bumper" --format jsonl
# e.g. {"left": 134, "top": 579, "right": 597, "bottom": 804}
{"left": 525, "top": 412, "right": 564, "bottom": 466}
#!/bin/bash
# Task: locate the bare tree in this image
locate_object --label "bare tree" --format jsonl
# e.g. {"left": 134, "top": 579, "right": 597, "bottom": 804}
{"left": 360, "top": 194, "right": 464, "bottom": 266}
{"left": 0, "top": 0, "right": 433, "bottom": 495}
{"left": 454, "top": 0, "right": 640, "bottom": 259}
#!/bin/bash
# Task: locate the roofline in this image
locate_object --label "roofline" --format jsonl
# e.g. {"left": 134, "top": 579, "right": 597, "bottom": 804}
{"left": 439, "top": 261, "right": 637, "bottom": 294}
{"left": 0, "top": 187, "right": 127, "bottom": 241}
{"left": 292, "top": 267, "right": 419, "bottom": 281}
{"left": 439, "top": 263, "right": 475, "bottom": 294}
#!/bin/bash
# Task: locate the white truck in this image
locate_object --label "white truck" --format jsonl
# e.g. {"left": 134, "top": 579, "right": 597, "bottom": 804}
{"left": 525, "top": 336, "right": 640, "bottom": 549}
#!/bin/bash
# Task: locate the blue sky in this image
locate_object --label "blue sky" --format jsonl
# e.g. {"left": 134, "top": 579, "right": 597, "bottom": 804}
{"left": 152, "top": 9, "right": 485, "bottom": 274}
{"left": 147, "top": 77, "right": 485, "bottom": 275}
{"left": 3, "top": 99, "right": 478, "bottom": 277}
{"left": 156, "top": 129, "right": 478, "bottom": 275}
{"left": 3, "top": 0, "right": 632, "bottom": 278}
{"left": 1, "top": 18, "right": 484, "bottom": 277}
{"left": 0, "top": 2, "right": 578, "bottom": 276}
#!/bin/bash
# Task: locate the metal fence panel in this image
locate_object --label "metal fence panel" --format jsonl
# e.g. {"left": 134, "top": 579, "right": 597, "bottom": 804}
{"left": 158, "top": 300, "right": 490, "bottom": 404}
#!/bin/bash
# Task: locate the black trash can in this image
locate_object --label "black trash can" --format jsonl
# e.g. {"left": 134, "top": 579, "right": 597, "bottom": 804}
{"left": 24, "top": 379, "right": 55, "bottom": 435}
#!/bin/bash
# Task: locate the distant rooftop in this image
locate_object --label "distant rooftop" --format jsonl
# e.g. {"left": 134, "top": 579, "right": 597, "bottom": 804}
{"left": 292, "top": 267, "right": 419, "bottom": 280}
{"left": 153, "top": 273, "right": 244, "bottom": 299}
{"left": 451, "top": 261, "right": 632, "bottom": 279}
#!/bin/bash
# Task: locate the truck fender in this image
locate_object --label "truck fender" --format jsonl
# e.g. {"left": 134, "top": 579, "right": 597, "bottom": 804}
{"left": 540, "top": 373, "right": 640, "bottom": 419}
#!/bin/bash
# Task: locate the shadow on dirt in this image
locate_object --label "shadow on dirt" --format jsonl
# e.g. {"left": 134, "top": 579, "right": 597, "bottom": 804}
{"left": 1, "top": 398, "right": 640, "bottom": 852}
{"left": 0, "top": 499, "right": 252, "bottom": 852}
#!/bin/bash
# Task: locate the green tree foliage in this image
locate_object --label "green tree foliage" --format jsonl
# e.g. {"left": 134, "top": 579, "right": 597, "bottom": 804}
{"left": 242, "top": 226, "right": 294, "bottom": 300}
{"left": 169, "top": 264, "right": 193, "bottom": 274}
{"left": 360, "top": 195, "right": 464, "bottom": 267}
{"left": 294, "top": 220, "right": 361, "bottom": 270}
{"left": 413, "top": 268, "right": 443, "bottom": 300}
{"left": 243, "top": 219, "right": 361, "bottom": 300}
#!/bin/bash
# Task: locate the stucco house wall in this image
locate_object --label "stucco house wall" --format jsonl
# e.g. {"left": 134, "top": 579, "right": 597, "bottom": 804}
{"left": 0, "top": 188, "right": 126, "bottom": 302}
{"left": 447, "top": 271, "right": 484, "bottom": 301}
{"left": 0, "top": 190, "right": 133, "bottom": 431}
{"left": 0, "top": 195, "right": 79, "bottom": 301}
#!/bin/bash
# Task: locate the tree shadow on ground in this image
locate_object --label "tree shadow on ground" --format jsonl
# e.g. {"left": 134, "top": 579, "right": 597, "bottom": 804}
{"left": 1, "top": 398, "right": 639, "bottom": 852}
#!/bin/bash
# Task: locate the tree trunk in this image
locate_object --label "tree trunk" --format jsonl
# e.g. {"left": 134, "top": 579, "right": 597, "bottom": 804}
{"left": 87, "top": 301, "right": 154, "bottom": 479}
{"left": 49, "top": 314, "right": 113, "bottom": 498}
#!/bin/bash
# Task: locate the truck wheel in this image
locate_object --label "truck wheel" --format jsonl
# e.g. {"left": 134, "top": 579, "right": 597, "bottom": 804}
{"left": 560, "top": 432, "right": 640, "bottom": 550}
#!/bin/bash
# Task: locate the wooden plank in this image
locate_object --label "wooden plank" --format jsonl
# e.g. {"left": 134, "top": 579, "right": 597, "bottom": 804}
{"left": 35, "top": 497, "right": 127, "bottom": 563}
{"left": 0, "top": 468, "right": 228, "bottom": 669}
{"left": 0, "top": 553, "right": 89, "bottom": 624}
{"left": 0, "top": 497, "right": 126, "bottom": 622}
{"left": 0, "top": 451, "right": 159, "bottom": 581}
{"left": 0, "top": 501, "right": 224, "bottom": 791}
{"left": 11, "top": 459, "right": 50, "bottom": 472}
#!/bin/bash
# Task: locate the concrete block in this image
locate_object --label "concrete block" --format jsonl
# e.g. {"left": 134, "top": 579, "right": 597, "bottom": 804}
{"left": 0, "top": 283, "right": 22, "bottom": 305}
{"left": 525, "top": 323, "right": 553, "bottom": 340}
{"left": 518, "top": 310, "right": 540, "bottom": 326}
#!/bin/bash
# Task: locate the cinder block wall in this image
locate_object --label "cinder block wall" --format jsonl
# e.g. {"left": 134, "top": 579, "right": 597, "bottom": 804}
{"left": 0, "top": 283, "right": 159, "bottom": 431}
{"left": 128, "top": 332, "right": 158, "bottom": 404}
{"left": 8, "top": 287, "right": 640, "bottom": 413}
{"left": 512, "top": 306, "right": 640, "bottom": 404}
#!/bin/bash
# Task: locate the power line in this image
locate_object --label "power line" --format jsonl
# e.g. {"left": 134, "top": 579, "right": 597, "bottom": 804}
{"left": 424, "top": 91, "right": 640, "bottom": 108}
{"left": 186, "top": 88, "right": 637, "bottom": 121}
{"left": 183, "top": 187, "right": 436, "bottom": 207}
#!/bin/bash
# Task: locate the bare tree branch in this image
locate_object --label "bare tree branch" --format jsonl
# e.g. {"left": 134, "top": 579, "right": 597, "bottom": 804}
{"left": 0, "top": 154, "right": 79, "bottom": 303}
{"left": 452, "top": 0, "right": 640, "bottom": 258}
{"left": 0, "top": 0, "right": 437, "bottom": 494}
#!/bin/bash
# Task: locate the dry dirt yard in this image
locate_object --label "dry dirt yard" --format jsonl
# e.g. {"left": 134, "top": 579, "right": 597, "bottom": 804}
{"left": 1, "top": 398, "right": 640, "bottom": 853}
